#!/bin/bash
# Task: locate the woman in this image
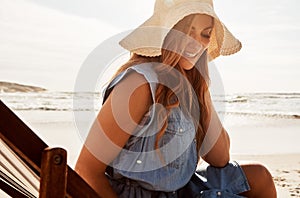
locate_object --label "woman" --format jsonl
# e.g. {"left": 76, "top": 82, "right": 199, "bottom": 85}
{"left": 75, "top": 0, "right": 277, "bottom": 197}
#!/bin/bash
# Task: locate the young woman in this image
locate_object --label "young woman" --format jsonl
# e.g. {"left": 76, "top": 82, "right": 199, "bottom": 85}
{"left": 75, "top": 0, "right": 277, "bottom": 197}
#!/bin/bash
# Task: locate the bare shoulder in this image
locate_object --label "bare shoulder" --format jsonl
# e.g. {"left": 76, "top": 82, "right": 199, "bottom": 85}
{"left": 108, "top": 70, "right": 153, "bottom": 106}
{"left": 102, "top": 70, "right": 153, "bottom": 129}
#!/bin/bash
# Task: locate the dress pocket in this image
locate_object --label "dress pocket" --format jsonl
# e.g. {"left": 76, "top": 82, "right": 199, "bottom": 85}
{"left": 160, "top": 113, "right": 196, "bottom": 169}
{"left": 165, "top": 117, "right": 194, "bottom": 136}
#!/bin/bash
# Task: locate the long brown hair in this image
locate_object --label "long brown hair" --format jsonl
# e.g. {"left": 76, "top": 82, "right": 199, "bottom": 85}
{"left": 111, "top": 14, "right": 212, "bottom": 157}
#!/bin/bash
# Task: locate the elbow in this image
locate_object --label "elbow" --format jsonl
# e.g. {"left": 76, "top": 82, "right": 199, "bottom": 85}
{"left": 203, "top": 151, "right": 230, "bottom": 168}
{"left": 215, "top": 154, "right": 230, "bottom": 168}
{"left": 208, "top": 154, "right": 230, "bottom": 168}
{"left": 202, "top": 128, "right": 231, "bottom": 167}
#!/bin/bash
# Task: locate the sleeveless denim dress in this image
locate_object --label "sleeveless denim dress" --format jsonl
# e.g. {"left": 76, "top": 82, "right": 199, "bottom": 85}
{"left": 102, "top": 63, "right": 250, "bottom": 198}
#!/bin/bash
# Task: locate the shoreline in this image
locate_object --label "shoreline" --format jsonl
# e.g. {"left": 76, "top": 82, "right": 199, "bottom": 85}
{"left": 14, "top": 110, "right": 300, "bottom": 154}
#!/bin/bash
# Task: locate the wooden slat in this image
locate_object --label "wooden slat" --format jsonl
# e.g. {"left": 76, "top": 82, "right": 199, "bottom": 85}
{"left": 0, "top": 100, "right": 47, "bottom": 175}
{"left": 0, "top": 100, "right": 101, "bottom": 198}
{"left": 0, "top": 179, "right": 29, "bottom": 198}
{"left": 39, "top": 148, "right": 67, "bottom": 198}
{"left": 66, "top": 168, "right": 101, "bottom": 198}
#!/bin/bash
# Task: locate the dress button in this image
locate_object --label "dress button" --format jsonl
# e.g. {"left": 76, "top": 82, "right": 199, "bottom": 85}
{"left": 217, "top": 191, "right": 221, "bottom": 196}
{"left": 136, "top": 160, "right": 142, "bottom": 164}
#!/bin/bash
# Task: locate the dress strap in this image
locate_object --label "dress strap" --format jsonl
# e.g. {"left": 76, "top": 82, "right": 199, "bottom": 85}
{"left": 102, "top": 63, "right": 158, "bottom": 104}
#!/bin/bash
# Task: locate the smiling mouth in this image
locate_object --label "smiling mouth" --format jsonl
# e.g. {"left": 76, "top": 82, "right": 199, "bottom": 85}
{"left": 184, "top": 51, "right": 199, "bottom": 58}
{"left": 183, "top": 46, "right": 204, "bottom": 58}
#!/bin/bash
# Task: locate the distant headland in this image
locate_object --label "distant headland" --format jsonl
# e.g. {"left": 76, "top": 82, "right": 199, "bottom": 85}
{"left": 0, "top": 81, "right": 47, "bottom": 92}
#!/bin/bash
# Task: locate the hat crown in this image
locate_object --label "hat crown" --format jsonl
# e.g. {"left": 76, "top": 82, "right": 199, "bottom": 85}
{"left": 154, "top": 0, "right": 213, "bottom": 12}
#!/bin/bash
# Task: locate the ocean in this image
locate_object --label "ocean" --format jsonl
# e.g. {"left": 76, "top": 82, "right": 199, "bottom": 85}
{"left": 1, "top": 91, "right": 300, "bottom": 119}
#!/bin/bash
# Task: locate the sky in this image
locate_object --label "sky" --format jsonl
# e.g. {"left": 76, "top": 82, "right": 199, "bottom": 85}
{"left": 0, "top": 0, "right": 299, "bottom": 94}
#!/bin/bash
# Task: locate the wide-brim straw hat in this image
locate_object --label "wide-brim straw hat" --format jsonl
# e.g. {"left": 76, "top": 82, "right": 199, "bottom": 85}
{"left": 119, "top": 0, "right": 241, "bottom": 61}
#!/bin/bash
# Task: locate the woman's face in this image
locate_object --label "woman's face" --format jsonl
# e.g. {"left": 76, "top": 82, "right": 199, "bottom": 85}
{"left": 178, "top": 14, "right": 213, "bottom": 70}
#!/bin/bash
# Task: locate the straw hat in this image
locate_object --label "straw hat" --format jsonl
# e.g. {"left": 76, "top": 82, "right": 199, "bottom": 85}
{"left": 119, "top": 0, "right": 241, "bottom": 61}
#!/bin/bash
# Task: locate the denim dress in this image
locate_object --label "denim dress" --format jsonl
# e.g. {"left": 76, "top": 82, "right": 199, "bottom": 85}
{"left": 102, "top": 63, "right": 250, "bottom": 198}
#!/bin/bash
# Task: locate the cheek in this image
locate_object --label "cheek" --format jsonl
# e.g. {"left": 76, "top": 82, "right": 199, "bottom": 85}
{"left": 202, "top": 39, "right": 210, "bottom": 48}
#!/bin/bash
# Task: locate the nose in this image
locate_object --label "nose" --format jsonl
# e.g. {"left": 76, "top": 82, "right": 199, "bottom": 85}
{"left": 186, "top": 38, "right": 204, "bottom": 52}
{"left": 189, "top": 31, "right": 210, "bottom": 48}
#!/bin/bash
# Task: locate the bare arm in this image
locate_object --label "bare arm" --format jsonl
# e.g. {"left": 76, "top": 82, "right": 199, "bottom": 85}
{"left": 75, "top": 72, "right": 152, "bottom": 197}
{"left": 201, "top": 93, "right": 230, "bottom": 167}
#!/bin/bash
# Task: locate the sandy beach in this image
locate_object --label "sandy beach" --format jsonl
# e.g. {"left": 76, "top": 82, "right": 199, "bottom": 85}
{"left": 232, "top": 154, "right": 300, "bottom": 197}
{"left": 9, "top": 110, "right": 300, "bottom": 197}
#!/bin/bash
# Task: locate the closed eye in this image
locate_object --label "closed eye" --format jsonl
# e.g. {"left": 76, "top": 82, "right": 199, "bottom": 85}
{"left": 190, "top": 27, "right": 212, "bottom": 39}
{"left": 201, "top": 28, "right": 212, "bottom": 39}
{"left": 201, "top": 34, "right": 211, "bottom": 39}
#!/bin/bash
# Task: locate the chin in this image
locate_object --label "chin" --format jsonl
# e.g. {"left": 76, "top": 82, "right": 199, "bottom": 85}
{"left": 183, "top": 65, "right": 195, "bottom": 70}
{"left": 178, "top": 58, "right": 196, "bottom": 70}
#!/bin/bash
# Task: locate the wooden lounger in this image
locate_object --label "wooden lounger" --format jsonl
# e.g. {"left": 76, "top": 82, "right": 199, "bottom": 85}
{"left": 0, "top": 100, "right": 101, "bottom": 198}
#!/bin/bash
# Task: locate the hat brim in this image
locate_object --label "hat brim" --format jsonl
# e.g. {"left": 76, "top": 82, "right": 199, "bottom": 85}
{"left": 119, "top": 2, "right": 241, "bottom": 61}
